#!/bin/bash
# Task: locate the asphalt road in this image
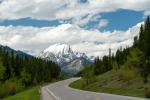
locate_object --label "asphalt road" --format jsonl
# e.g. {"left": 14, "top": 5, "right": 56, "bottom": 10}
{"left": 41, "top": 78, "right": 148, "bottom": 100}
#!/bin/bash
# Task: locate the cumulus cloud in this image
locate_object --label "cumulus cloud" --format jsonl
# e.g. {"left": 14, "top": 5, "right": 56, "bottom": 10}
{"left": 98, "top": 19, "right": 109, "bottom": 28}
{"left": 0, "top": 0, "right": 147, "bottom": 58}
{"left": 0, "top": 22, "right": 141, "bottom": 57}
{"left": 72, "top": 39, "right": 133, "bottom": 57}
{"left": 144, "top": 11, "right": 150, "bottom": 16}
{"left": 0, "top": 0, "right": 150, "bottom": 21}
{"left": 72, "top": 14, "right": 94, "bottom": 26}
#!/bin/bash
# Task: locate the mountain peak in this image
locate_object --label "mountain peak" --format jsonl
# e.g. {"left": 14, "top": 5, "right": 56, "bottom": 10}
{"left": 44, "top": 43, "right": 73, "bottom": 55}
{"left": 38, "top": 43, "right": 93, "bottom": 75}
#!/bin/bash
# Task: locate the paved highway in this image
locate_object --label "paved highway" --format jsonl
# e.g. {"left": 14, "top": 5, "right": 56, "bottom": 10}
{"left": 41, "top": 78, "right": 148, "bottom": 100}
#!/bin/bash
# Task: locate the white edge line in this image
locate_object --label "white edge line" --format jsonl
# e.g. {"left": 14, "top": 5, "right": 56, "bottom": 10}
{"left": 46, "top": 88, "right": 61, "bottom": 100}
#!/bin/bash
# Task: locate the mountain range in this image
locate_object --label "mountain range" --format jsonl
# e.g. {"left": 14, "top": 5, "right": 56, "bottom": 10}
{"left": 38, "top": 43, "right": 93, "bottom": 75}
{"left": 0, "top": 44, "right": 93, "bottom": 76}
{"left": 0, "top": 45, "right": 32, "bottom": 58}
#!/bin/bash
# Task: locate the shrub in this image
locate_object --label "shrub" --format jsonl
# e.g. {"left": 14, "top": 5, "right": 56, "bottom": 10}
{"left": 118, "top": 67, "right": 136, "bottom": 85}
{"left": 0, "top": 79, "right": 24, "bottom": 98}
{"left": 0, "top": 85, "right": 8, "bottom": 98}
{"left": 145, "top": 88, "right": 150, "bottom": 98}
{"left": 8, "top": 84, "right": 16, "bottom": 95}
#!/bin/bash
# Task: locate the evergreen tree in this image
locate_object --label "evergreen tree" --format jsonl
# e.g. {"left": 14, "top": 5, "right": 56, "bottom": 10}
{"left": 0, "top": 46, "right": 61, "bottom": 86}
{"left": 0, "top": 48, "right": 5, "bottom": 80}
{"left": 133, "top": 36, "right": 138, "bottom": 47}
{"left": 144, "top": 16, "right": 150, "bottom": 59}
{"left": 138, "top": 24, "right": 144, "bottom": 50}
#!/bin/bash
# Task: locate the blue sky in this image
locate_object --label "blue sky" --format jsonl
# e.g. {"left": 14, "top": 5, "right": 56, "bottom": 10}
{"left": 0, "top": 18, "right": 70, "bottom": 27}
{"left": 0, "top": 0, "right": 149, "bottom": 56}
{"left": 100, "top": 9, "right": 144, "bottom": 31}
{"left": 0, "top": 9, "right": 144, "bottom": 32}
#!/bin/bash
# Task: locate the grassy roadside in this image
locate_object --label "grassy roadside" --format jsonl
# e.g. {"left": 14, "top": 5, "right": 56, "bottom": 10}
{"left": 3, "top": 79, "right": 63, "bottom": 100}
{"left": 70, "top": 70, "right": 150, "bottom": 98}
{"left": 3, "top": 86, "right": 40, "bottom": 100}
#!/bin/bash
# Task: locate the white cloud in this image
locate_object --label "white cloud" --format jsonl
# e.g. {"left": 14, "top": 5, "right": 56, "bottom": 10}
{"left": 72, "top": 14, "right": 94, "bottom": 26}
{"left": 98, "top": 19, "right": 109, "bottom": 28}
{"left": 0, "top": 0, "right": 147, "bottom": 58}
{"left": 72, "top": 39, "right": 133, "bottom": 57}
{"left": 144, "top": 11, "right": 150, "bottom": 16}
{"left": 0, "top": 22, "right": 141, "bottom": 57}
{"left": 0, "top": 0, "right": 150, "bottom": 20}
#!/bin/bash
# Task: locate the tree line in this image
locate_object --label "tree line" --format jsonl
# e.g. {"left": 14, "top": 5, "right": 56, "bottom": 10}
{"left": 81, "top": 16, "right": 150, "bottom": 85}
{"left": 133, "top": 16, "right": 150, "bottom": 83}
{"left": 0, "top": 46, "right": 61, "bottom": 98}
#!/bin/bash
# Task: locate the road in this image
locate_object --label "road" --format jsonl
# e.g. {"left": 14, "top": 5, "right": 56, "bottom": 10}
{"left": 41, "top": 78, "right": 148, "bottom": 100}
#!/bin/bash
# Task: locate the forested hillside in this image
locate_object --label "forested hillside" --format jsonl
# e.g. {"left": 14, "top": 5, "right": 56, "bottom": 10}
{"left": 71, "top": 16, "right": 150, "bottom": 98}
{"left": 0, "top": 46, "right": 61, "bottom": 98}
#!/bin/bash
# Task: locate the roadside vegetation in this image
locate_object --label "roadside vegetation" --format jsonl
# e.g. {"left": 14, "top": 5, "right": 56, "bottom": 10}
{"left": 70, "top": 16, "right": 150, "bottom": 98}
{"left": 4, "top": 86, "right": 40, "bottom": 100}
{"left": 0, "top": 46, "right": 62, "bottom": 99}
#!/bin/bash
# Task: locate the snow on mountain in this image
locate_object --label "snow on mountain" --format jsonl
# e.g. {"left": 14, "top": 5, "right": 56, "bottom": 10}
{"left": 38, "top": 43, "right": 93, "bottom": 75}
{"left": 44, "top": 43, "right": 73, "bottom": 55}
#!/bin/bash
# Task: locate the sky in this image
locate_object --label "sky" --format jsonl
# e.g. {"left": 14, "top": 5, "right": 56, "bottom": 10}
{"left": 0, "top": 0, "right": 150, "bottom": 57}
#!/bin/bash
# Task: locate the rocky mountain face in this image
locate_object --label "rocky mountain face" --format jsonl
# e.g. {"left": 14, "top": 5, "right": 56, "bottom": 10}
{"left": 38, "top": 43, "right": 93, "bottom": 75}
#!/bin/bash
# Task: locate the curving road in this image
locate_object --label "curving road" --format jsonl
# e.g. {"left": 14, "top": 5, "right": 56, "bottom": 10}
{"left": 41, "top": 78, "right": 148, "bottom": 100}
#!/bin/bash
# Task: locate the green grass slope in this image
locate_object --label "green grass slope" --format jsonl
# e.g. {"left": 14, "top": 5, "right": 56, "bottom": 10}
{"left": 70, "top": 69, "right": 150, "bottom": 98}
{"left": 70, "top": 48, "right": 150, "bottom": 98}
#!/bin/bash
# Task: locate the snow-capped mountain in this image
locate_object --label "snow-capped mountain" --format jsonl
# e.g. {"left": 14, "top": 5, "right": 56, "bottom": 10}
{"left": 38, "top": 43, "right": 93, "bottom": 75}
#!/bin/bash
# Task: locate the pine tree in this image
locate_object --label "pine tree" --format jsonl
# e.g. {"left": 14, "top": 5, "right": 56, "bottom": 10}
{"left": 133, "top": 36, "right": 138, "bottom": 47}
{"left": 137, "top": 16, "right": 150, "bottom": 83}
{"left": 0, "top": 45, "right": 61, "bottom": 86}
{"left": 144, "top": 16, "right": 150, "bottom": 59}
{"left": 0, "top": 48, "right": 5, "bottom": 80}
{"left": 138, "top": 24, "right": 144, "bottom": 51}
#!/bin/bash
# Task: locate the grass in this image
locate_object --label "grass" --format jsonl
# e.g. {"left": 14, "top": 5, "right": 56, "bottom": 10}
{"left": 3, "top": 86, "right": 40, "bottom": 100}
{"left": 2, "top": 79, "right": 62, "bottom": 100}
{"left": 70, "top": 69, "right": 150, "bottom": 98}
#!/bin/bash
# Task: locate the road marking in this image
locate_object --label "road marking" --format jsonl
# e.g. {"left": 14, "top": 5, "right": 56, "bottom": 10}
{"left": 46, "top": 88, "right": 61, "bottom": 100}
